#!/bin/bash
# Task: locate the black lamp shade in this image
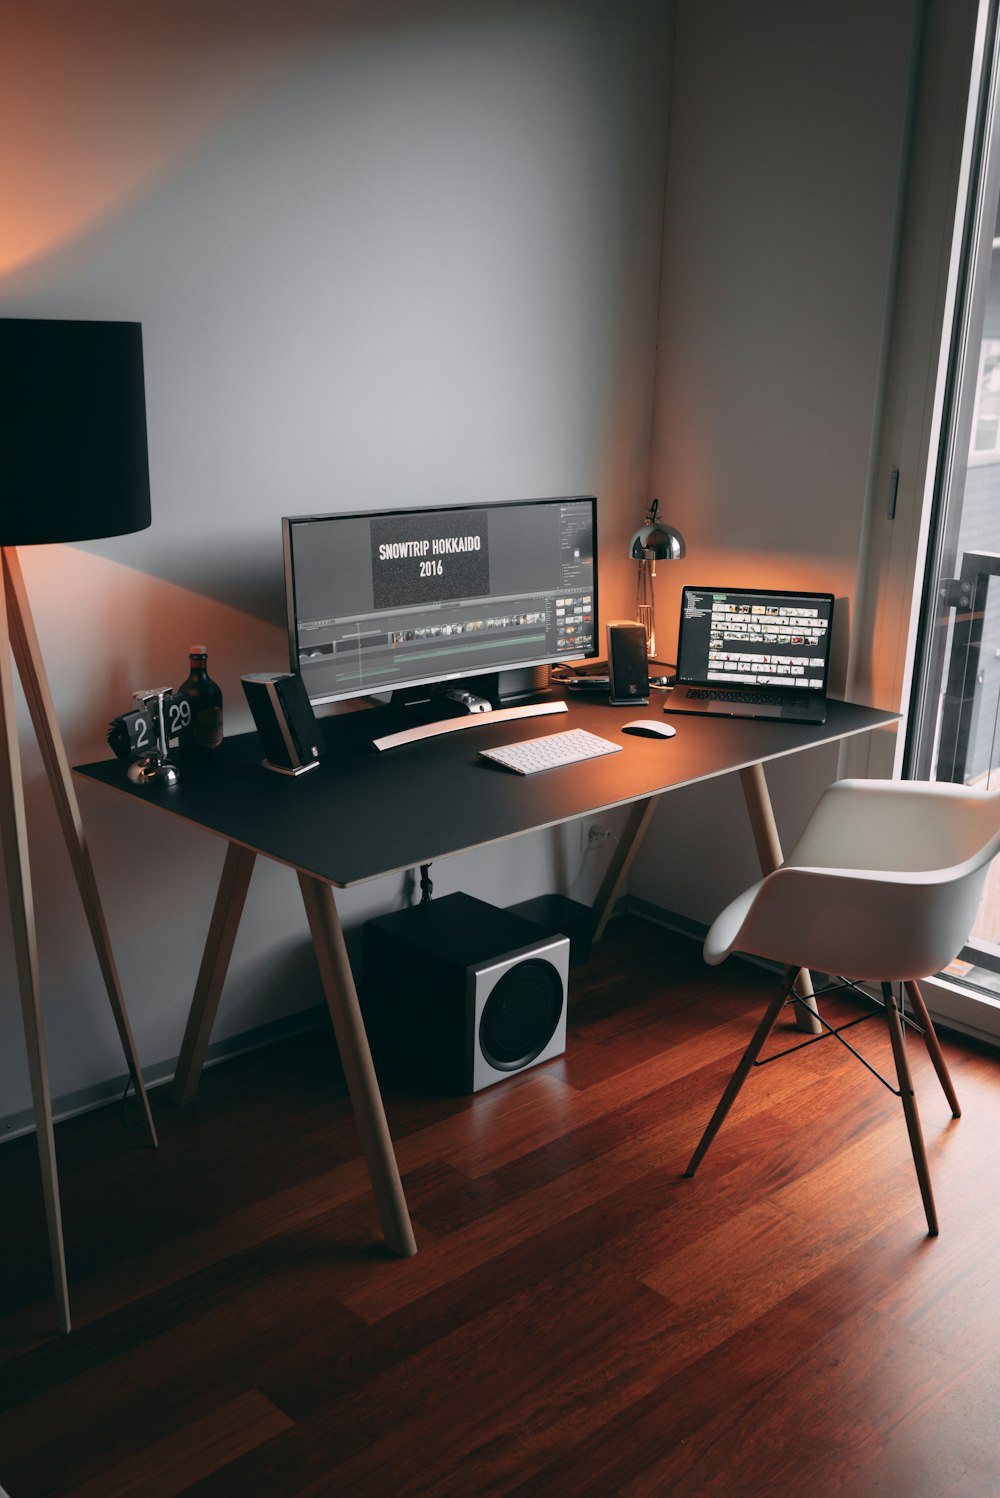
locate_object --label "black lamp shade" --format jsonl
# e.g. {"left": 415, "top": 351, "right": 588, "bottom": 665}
{"left": 0, "top": 318, "right": 152, "bottom": 546}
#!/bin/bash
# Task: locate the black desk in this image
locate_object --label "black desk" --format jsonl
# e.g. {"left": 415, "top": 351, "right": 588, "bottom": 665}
{"left": 76, "top": 694, "right": 896, "bottom": 1259}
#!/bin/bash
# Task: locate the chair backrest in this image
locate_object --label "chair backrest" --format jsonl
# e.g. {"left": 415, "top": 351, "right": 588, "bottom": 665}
{"left": 711, "top": 778, "right": 1000, "bottom": 981}
{"left": 786, "top": 778, "right": 1000, "bottom": 876}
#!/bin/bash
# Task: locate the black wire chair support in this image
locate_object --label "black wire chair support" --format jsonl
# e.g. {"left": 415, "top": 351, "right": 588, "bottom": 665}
{"left": 752, "top": 975, "right": 924, "bottom": 1098}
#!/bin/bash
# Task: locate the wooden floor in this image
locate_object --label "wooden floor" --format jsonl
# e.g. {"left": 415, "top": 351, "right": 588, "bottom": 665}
{"left": 2, "top": 915, "right": 1000, "bottom": 1497}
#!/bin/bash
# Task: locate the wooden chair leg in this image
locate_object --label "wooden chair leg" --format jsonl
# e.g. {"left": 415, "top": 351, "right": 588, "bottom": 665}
{"left": 882, "top": 983, "right": 938, "bottom": 1236}
{"left": 903, "top": 979, "right": 961, "bottom": 1118}
{"left": 684, "top": 965, "right": 796, "bottom": 1178}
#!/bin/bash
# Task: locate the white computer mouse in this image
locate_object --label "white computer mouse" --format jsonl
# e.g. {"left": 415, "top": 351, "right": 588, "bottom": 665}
{"left": 621, "top": 719, "right": 677, "bottom": 738}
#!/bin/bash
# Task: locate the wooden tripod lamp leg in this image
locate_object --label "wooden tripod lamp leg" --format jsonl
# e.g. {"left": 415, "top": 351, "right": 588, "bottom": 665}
{"left": 0, "top": 570, "right": 71, "bottom": 1333}
{"left": 2, "top": 548, "right": 156, "bottom": 1147}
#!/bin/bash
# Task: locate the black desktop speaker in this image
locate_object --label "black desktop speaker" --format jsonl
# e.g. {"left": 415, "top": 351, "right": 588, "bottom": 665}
{"left": 241, "top": 672, "right": 323, "bottom": 775}
{"left": 607, "top": 621, "right": 650, "bottom": 705}
{"left": 363, "top": 893, "right": 569, "bottom": 1094}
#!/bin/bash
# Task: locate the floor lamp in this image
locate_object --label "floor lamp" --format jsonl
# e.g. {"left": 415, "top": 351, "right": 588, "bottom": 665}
{"left": 0, "top": 317, "right": 158, "bottom": 1333}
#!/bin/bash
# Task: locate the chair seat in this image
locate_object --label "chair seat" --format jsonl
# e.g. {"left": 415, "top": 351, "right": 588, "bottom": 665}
{"left": 684, "top": 775, "right": 995, "bottom": 1238}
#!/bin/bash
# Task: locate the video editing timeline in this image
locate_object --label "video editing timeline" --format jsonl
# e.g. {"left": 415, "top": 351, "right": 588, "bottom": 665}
{"left": 289, "top": 498, "right": 596, "bottom": 703}
{"left": 684, "top": 590, "right": 831, "bottom": 690}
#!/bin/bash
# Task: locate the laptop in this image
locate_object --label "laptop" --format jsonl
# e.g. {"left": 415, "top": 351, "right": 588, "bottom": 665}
{"left": 663, "top": 585, "right": 835, "bottom": 724}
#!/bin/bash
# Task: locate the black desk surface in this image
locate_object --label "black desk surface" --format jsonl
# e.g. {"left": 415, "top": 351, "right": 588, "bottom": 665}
{"left": 74, "top": 695, "right": 897, "bottom": 889}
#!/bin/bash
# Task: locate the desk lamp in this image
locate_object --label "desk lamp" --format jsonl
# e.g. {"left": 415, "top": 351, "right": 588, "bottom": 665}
{"left": 0, "top": 317, "right": 158, "bottom": 1333}
{"left": 629, "top": 497, "right": 685, "bottom": 659}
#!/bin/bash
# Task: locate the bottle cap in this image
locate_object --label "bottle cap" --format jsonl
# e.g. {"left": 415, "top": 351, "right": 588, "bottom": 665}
{"left": 189, "top": 645, "right": 207, "bottom": 655}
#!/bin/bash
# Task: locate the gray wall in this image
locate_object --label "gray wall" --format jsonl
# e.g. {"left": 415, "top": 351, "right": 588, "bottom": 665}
{"left": 0, "top": 0, "right": 671, "bottom": 1123}
{"left": 629, "top": 0, "right": 922, "bottom": 922}
{"left": 0, "top": 0, "right": 936, "bottom": 1126}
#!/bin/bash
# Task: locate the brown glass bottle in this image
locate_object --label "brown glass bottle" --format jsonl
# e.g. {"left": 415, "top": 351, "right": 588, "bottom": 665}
{"left": 176, "top": 646, "right": 223, "bottom": 752}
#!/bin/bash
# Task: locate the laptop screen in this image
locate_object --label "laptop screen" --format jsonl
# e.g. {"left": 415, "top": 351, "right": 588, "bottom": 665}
{"left": 676, "top": 586, "right": 835, "bottom": 693}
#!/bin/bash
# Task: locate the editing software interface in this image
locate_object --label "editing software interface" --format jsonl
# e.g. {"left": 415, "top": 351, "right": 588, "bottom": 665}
{"left": 679, "top": 588, "right": 833, "bottom": 690}
{"left": 285, "top": 497, "right": 597, "bottom": 704}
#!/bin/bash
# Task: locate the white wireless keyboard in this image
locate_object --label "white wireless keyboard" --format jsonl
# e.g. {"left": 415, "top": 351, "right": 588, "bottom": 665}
{"left": 479, "top": 727, "right": 622, "bottom": 775}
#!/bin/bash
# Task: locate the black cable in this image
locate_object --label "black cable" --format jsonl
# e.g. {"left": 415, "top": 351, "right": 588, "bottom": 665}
{"left": 118, "top": 1067, "right": 143, "bottom": 1131}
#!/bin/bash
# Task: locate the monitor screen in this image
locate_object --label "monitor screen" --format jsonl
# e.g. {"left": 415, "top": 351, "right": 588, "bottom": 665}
{"left": 284, "top": 495, "right": 598, "bottom": 706}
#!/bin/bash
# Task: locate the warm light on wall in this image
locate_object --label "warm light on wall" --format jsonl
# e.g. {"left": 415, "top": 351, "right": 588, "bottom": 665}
{"left": 0, "top": 4, "right": 314, "bottom": 276}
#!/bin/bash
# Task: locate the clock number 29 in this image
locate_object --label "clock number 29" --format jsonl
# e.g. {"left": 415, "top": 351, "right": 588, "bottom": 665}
{"left": 167, "top": 697, "right": 192, "bottom": 736}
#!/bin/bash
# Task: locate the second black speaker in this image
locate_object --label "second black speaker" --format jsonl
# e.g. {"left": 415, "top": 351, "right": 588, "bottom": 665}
{"left": 607, "top": 620, "right": 650, "bottom": 705}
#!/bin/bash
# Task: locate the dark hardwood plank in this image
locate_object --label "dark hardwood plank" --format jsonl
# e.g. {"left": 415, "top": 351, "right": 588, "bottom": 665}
{"left": 61, "top": 1389, "right": 292, "bottom": 1498}
{"left": 1, "top": 915, "right": 998, "bottom": 1498}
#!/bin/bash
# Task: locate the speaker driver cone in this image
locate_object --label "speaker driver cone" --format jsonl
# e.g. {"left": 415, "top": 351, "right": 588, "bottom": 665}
{"left": 478, "top": 959, "right": 563, "bottom": 1071}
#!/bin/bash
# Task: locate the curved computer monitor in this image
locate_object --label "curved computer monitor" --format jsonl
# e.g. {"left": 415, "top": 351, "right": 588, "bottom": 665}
{"left": 284, "top": 495, "right": 598, "bottom": 707}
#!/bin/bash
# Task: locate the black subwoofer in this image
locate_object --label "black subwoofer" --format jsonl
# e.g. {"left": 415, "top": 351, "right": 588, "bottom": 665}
{"left": 363, "top": 892, "right": 569, "bottom": 1094}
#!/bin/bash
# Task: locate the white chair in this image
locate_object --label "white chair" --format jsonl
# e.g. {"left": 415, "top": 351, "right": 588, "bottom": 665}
{"left": 685, "top": 777, "right": 1000, "bottom": 1234}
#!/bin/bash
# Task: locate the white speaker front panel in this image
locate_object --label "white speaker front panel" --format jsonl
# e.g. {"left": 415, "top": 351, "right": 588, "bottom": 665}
{"left": 467, "top": 934, "right": 569, "bottom": 1092}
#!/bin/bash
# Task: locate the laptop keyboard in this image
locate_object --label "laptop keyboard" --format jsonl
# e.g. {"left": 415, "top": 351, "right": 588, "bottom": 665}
{"left": 686, "top": 688, "right": 805, "bottom": 706}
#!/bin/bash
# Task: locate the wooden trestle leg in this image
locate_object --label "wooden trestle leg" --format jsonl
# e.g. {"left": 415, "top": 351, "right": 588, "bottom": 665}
{"left": 171, "top": 846, "right": 416, "bottom": 1257}
{"left": 739, "top": 762, "right": 821, "bottom": 1035}
{"left": 591, "top": 797, "right": 657, "bottom": 942}
{"left": 171, "top": 843, "right": 257, "bottom": 1106}
{"left": 589, "top": 765, "right": 821, "bottom": 1039}
{"left": 298, "top": 873, "right": 417, "bottom": 1258}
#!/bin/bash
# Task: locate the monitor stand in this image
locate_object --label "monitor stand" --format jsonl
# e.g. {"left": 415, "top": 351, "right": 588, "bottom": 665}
{"left": 371, "top": 698, "right": 567, "bottom": 752}
{"left": 466, "top": 665, "right": 553, "bottom": 706}
{"left": 388, "top": 665, "right": 552, "bottom": 717}
{"left": 374, "top": 666, "right": 561, "bottom": 750}
{"left": 386, "top": 681, "right": 477, "bottom": 717}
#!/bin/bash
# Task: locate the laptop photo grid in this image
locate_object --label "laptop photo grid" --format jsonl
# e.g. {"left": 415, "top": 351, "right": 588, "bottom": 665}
{"left": 666, "top": 587, "right": 835, "bottom": 723}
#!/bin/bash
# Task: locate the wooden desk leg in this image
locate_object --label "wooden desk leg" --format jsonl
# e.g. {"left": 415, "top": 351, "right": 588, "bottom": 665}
{"left": 4, "top": 548, "right": 157, "bottom": 1148}
{"left": 171, "top": 842, "right": 257, "bottom": 1106}
{"left": 591, "top": 796, "right": 659, "bottom": 942}
{"left": 0, "top": 585, "right": 70, "bottom": 1333}
{"left": 297, "top": 873, "right": 417, "bottom": 1258}
{"left": 738, "top": 762, "right": 821, "bottom": 1034}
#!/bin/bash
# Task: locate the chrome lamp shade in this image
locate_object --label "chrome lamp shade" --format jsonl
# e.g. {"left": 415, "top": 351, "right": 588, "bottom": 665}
{"left": 628, "top": 498, "right": 685, "bottom": 658}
